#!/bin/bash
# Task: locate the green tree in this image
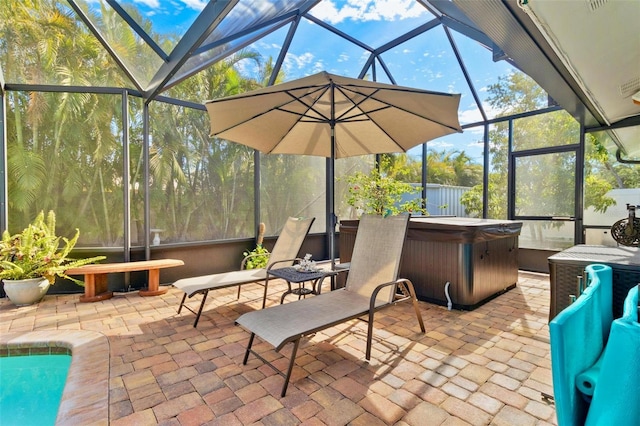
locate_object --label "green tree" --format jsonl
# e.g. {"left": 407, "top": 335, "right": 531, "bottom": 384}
{"left": 1, "top": 0, "right": 135, "bottom": 245}
{"left": 425, "top": 149, "right": 482, "bottom": 187}
{"left": 585, "top": 131, "right": 639, "bottom": 193}
{"left": 1, "top": 0, "right": 273, "bottom": 245}
{"left": 149, "top": 50, "right": 263, "bottom": 241}
{"left": 460, "top": 72, "right": 619, "bottom": 220}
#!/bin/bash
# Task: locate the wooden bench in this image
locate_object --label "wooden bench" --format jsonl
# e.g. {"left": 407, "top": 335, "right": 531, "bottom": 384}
{"left": 66, "top": 259, "right": 184, "bottom": 303}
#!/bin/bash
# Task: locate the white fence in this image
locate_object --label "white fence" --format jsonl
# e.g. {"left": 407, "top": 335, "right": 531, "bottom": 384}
{"left": 403, "top": 183, "right": 471, "bottom": 217}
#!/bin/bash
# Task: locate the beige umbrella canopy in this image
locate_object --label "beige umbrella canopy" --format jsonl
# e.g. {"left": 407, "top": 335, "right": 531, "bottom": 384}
{"left": 204, "top": 71, "right": 462, "bottom": 263}
{"left": 205, "top": 71, "right": 462, "bottom": 159}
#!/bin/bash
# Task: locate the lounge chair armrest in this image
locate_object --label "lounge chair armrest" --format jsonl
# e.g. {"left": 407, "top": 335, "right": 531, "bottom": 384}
{"left": 369, "top": 279, "right": 401, "bottom": 310}
{"left": 369, "top": 278, "right": 419, "bottom": 310}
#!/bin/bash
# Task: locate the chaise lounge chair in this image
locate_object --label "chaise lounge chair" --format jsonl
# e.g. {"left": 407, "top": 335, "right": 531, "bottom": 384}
{"left": 173, "top": 216, "right": 315, "bottom": 327}
{"left": 235, "top": 214, "right": 426, "bottom": 396}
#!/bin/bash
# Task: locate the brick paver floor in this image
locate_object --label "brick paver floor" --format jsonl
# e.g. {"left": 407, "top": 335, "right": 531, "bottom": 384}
{"left": 0, "top": 271, "right": 557, "bottom": 425}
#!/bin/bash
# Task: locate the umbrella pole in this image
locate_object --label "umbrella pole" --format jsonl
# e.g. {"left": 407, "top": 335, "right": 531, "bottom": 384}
{"left": 327, "top": 129, "right": 336, "bottom": 270}
{"left": 328, "top": 82, "right": 336, "bottom": 271}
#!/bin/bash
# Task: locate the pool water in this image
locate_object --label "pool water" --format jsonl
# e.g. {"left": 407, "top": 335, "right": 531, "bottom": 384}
{"left": 0, "top": 354, "right": 71, "bottom": 426}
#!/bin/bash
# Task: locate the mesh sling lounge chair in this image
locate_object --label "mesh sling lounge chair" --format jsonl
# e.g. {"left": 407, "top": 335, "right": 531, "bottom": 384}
{"left": 173, "top": 217, "right": 314, "bottom": 327}
{"left": 236, "top": 214, "right": 426, "bottom": 397}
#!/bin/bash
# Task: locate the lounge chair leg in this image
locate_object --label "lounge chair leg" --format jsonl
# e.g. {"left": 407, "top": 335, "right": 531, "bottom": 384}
{"left": 282, "top": 339, "right": 300, "bottom": 397}
{"left": 261, "top": 277, "right": 270, "bottom": 309}
{"left": 412, "top": 298, "right": 425, "bottom": 333}
{"left": 177, "top": 293, "right": 187, "bottom": 314}
{"left": 366, "top": 310, "right": 375, "bottom": 361}
{"left": 243, "top": 333, "right": 255, "bottom": 365}
{"left": 193, "top": 290, "right": 209, "bottom": 328}
{"left": 405, "top": 281, "right": 426, "bottom": 332}
{"left": 237, "top": 284, "right": 241, "bottom": 300}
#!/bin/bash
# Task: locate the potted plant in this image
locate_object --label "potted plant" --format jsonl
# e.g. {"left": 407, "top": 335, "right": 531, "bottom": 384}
{"left": 0, "top": 211, "right": 105, "bottom": 306}
{"left": 242, "top": 222, "right": 270, "bottom": 269}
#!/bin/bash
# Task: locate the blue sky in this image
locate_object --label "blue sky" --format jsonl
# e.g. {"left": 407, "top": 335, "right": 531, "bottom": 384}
{"left": 98, "top": 0, "right": 521, "bottom": 164}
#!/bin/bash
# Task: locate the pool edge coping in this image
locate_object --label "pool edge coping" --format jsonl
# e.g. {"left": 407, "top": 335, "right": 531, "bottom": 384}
{"left": 0, "top": 330, "right": 109, "bottom": 426}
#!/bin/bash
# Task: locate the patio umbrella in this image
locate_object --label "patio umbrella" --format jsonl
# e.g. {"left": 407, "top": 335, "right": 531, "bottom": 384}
{"left": 204, "top": 71, "right": 462, "bottom": 265}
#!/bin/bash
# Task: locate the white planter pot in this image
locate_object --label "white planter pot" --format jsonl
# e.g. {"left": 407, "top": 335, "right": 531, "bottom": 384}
{"left": 3, "top": 277, "right": 50, "bottom": 306}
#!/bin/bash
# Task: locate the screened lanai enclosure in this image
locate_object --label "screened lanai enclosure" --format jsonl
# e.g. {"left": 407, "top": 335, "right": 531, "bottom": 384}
{"left": 1, "top": 0, "right": 638, "bottom": 291}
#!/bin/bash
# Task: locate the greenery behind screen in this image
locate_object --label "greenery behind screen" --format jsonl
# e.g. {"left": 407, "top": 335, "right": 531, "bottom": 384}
{"left": 1, "top": 1, "right": 637, "bottom": 249}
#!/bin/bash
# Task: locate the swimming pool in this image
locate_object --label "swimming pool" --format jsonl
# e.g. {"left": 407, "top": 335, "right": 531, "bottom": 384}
{"left": 0, "top": 353, "right": 72, "bottom": 425}
{"left": 0, "top": 330, "right": 110, "bottom": 425}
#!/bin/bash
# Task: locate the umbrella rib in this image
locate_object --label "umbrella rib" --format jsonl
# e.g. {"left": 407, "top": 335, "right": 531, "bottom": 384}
{"left": 212, "top": 85, "right": 331, "bottom": 135}
{"left": 282, "top": 85, "right": 332, "bottom": 122}
{"left": 332, "top": 85, "right": 461, "bottom": 153}
{"left": 329, "top": 85, "right": 408, "bottom": 153}
{"left": 332, "top": 85, "right": 374, "bottom": 122}
{"left": 338, "top": 85, "right": 462, "bottom": 133}
{"left": 336, "top": 81, "right": 460, "bottom": 97}
{"left": 208, "top": 73, "right": 460, "bottom": 159}
{"left": 256, "top": 85, "right": 334, "bottom": 151}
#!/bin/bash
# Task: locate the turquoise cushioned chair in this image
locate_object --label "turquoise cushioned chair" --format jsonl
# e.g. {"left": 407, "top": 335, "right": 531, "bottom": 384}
{"left": 549, "top": 264, "right": 613, "bottom": 426}
{"left": 585, "top": 284, "right": 640, "bottom": 425}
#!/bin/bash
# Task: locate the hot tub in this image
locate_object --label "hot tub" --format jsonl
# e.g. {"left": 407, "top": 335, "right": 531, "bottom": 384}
{"left": 339, "top": 217, "right": 522, "bottom": 309}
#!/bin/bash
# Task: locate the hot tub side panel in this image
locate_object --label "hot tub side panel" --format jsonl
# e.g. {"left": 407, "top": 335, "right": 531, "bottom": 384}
{"left": 339, "top": 218, "right": 521, "bottom": 310}
{"left": 400, "top": 238, "right": 464, "bottom": 304}
{"left": 402, "top": 236, "right": 519, "bottom": 308}
{"left": 467, "top": 236, "right": 519, "bottom": 306}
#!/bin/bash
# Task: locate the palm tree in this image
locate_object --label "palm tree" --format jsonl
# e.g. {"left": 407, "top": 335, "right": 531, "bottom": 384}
{"left": 149, "top": 50, "right": 263, "bottom": 241}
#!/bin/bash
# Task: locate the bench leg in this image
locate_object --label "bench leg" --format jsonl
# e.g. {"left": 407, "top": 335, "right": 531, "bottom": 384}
{"left": 139, "top": 268, "right": 168, "bottom": 296}
{"left": 79, "top": 274, "right": 113, "bottom": 303}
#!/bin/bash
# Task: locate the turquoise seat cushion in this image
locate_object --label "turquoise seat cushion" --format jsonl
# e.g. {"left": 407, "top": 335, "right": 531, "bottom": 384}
{"left": 585, "top": 285, "right": 639, "bottom": 426}
{"left": 549, "top": 264, "right": 612, "bottom": 426}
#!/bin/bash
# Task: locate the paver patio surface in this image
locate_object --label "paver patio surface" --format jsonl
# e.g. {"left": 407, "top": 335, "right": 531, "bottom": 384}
{"left": 0, "top": 271, "right": 556, "bottom": 425}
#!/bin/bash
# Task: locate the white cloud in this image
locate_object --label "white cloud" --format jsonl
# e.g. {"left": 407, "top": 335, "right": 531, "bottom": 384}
{"left": 458, "top": 101, "right": 502, "bottom": 125}
{"left": 311, "top": 60, "right": 325, "bottom": 74}
{"left": 337, "top": 53, "right": 350, "bottom": 62}
{"left": 254, "top": 40, "right": 280, "bottom": 52}
{"left": 180, "top": 0, "right": 207, "bottom": 11}
{"left": 126, "top": 0, "right": 203, "bottom": 16}
{"left": 459, "top": 106, "right": 483, "bottom": 124}
{"left": 283, "top": 52, "right": 316, "bottom": 74}
{"left": 311, "top": 0, "right": 427, "bottom": 25}
{"left": 133, "top": 0, "right": 160, "bottom": 7}
{"left": 465, "top": 127, "right": 485, "bottom": 137}
{"left": 429, "top": 140, "right": 454, "bottom": 149}
{"left": 296, "top": 52, "right": 315, "bottom": 68}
